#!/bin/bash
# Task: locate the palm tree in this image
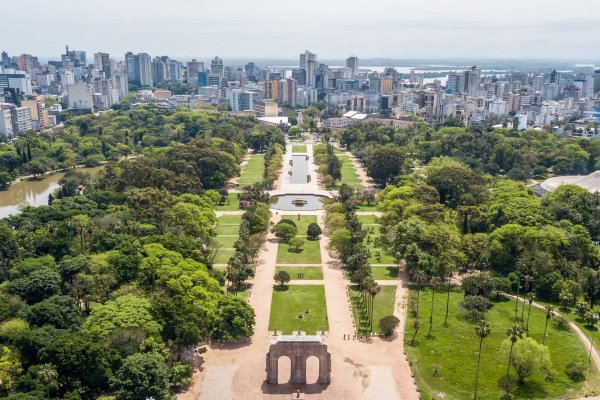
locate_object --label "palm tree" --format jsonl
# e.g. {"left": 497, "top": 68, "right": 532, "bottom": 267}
{"left": 520, "top": 275, "right": 533, "bottom": 323}
{"left": 444, "top": 275, "right": 452, "bottom": 327}
{"left": 542, "top": 305, "right": 554, "bottom": 345}
{"left": 413, "top": 270, "right": 427, "bottom": 324}
{"left": 584, "top": 311, "right": 599, "bottom": 369}
{"left": 514, "top": 275, "right": 521, "bottom": 321}
{"left": 525, "top": 292, "right": 535, "bottom": 331}
{"left": 369, "top": 281, "right": 381, "bottom": 333}
{"left": 428, "top": 276, "right": 441, "bottom": 336}
{"left": 474, "top": 320, "right": 491, "bottom": 400}
{"left": 505, "top": 324, "right": 523, "bottom": 379}
{"left": 37, "top": 364, "right": 58, "bottom": 399}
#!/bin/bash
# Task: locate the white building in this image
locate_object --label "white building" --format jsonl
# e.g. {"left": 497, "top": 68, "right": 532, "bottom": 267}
{"left": 488, "top": 99, "right": 508, "bottom": 116}
{"left": 67, "top": 82, "right": 94, "bottom": 111}
{"left": 0, "top": 106, "right": 14, "bottom": 141}
{"left": 230, "top": 89, "right": 257, "bottom": 112}
{"left": 0, "top": 70, "right": 32, "bottom": 95}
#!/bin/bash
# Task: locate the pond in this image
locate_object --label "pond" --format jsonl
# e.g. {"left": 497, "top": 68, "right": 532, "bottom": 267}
{"left": 0, "top": 166, "right": 104, "bottom": 219}
{"left": 289, "top": 155, "right": 309, "bottom": 184}
{"left": 270, "top": 194, "right": 327, "bottom": 211}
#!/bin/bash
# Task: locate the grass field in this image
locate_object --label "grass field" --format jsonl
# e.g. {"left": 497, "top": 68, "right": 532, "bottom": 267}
{"left": 357, "top": 215, "right": 379, "bottom": 225}
{"left": 213, "top": 235, "right": 238, "bottom": 248}
{"left": 237, "top": 153, "right": 265, "bottom": 186}
{"left": 269, "top": 285, "right": 328, "bottom": 334}
{"left": 349, "top": 285, "right": 396, "bottom": 335}
{"left": 406, "top": 289, "right": 593, "bottom": 400}
{"left": 217, "top": 214, "right": 243, "bottom": 225}
{"left": 371, "top": 266, "right": 399, "bottom": 280}
{"left": 333, "top": 147, "right": 363, "bottom": 189}
{"left": 275, "top": 266, "right": 323, "bottom": 280}
{"left": 214, "top": 224, "right": 241, "bottom": 235}
{"left": 292, "top": 145, "right": 307, "bottom": 153}
{"left": 276, "top": 238, "right": 321, "bottom": 264}
{"left": 279, "top": 215, "right": 318, "bottom": 237}
{"left": 216, "top": 193, "right": 241, "bottom": 211}
{"left": 213, "top": 249, "right": 235, "bottom": 264}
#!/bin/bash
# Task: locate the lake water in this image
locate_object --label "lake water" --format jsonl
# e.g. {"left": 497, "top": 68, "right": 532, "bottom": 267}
{"left": 0, "top": 166, "right": 104, "bottom": 219}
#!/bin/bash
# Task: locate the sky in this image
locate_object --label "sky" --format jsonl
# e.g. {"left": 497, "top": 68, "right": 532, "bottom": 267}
{"left": 2, "top": 0, "right": 600, "bottom": 62}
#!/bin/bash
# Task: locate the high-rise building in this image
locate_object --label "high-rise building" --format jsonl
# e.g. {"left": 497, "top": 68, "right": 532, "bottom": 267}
{"left": 0, "top": 104, "right": 14, "bottom": 141}
{"left": 446, "top": 73, "right": 465, "bottom": 94}
{"left": 13, "top": 107, "right": 32, "bottom": 133}
{"left": 211, "top": 57, "right": 224, "bottom": 76}
{"left": 230, "top": 89, "right": 256, "bottom": 112}
{"left": 135, "top": 53, "right": 153, "bottom": 87}
{"left": 532, "top": 74, "right": 544, "bottom": 93}
{"left": 299, "top": 51, "right": 317, "bottom": 87}
{"left": 292, "top": 69, "right": 306, "bottom": 86}
{"left": 94, "top": 52, "right": 112, "bottom": 78}
{"left": 464, "top": 66, "right": 481, "bottom": 97}
{"left": 125, "top": 52, "right": 136, "bottom": 82}
{"left": 346, "top": 56, "right": 359, "bottom": 77}
{"left": 0, "top": 70, "right": 33, "bottom": 95}
{"left": 21, "top": 96, "right": 45, "bottom": 130}
{"left": 550, "top": 70, "right": 561, "bottom": 85}
{"left": 152, "top": 57, "right": 168, "bottom": 84}
{"left": 18, "top": 54, "right": 38, "bottom": 76}
{"left": 187, "top": 59, "right": 201, "bottom": 85}
{"left": 67, "top": 82, "right": 94, "bottom": 111}
{"left": 595, "top": 69, "right": 600, "bottom": 94}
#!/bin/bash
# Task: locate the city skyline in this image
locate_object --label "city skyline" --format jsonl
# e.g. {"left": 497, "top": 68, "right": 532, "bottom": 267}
{"left": 3, "top": 0, "right": 600, "bottom": 60}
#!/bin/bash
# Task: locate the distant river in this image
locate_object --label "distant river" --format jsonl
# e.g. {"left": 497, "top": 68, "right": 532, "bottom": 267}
{"left": 0, "top": 166, "right": 104, "bottom": 219}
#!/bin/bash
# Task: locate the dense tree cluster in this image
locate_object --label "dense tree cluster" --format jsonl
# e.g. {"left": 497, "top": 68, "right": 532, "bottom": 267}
{"left": 313, "top": 144, "right": 342, "bottom": 188}
{"left": 0, "top": 106, "right": 275, "bottom": 187}
{"left": 0, "top": 110, "right": 262, "bottom": 398}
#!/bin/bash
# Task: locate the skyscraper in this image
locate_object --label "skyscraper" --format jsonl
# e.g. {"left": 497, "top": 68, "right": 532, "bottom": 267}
{"left": 125, "top": 52, "right": 136, "bottom": 83}
{"left": 464, "top": 66, "right": 481, "bottom": 97}
{"left": 211, "top": 57, "right": 224, "bottom": 76}
{"left": 299, "top": 51, "right": 317, "bottom": 87}
{"left": 594, "top": 69, "right": 600, "bottom": 94}
{"left": 135, "top": 53, "right": 153, "bottom": 87}
{"left": 346, "top": 55, "right": 359, "bottom": 77}
{"left": 94, "top": 52, "right": 112, "bottom": 78}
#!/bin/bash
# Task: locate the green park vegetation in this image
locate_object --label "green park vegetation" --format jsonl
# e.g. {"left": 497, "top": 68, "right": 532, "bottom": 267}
{"left": 236, "top": 153, "right": 265, "bottom": 187}
{"left": 292, "top": 145, "right": 307, "bottom": 153}
{"left": 313, "top": 143, "right": 343, "bottom": 188}
{"left": 268, "top": 285, "right": 328, "bottom": 334}
{"left": 275, "top": 266, "right": 324, "bottom": 280}
{"left": 406, "top": 288, "right": 595, "bottom": 399}
{"left": 216, "top": 192, "right": 241, "bottom": 211}
{"left": 0, "top": 107, "right": 289, "bottom": 398}
{"left": 349, "top": 285, "right": 397, "bottom": 335}
{"left": 273, "top": 216, "right": 322, "bottom": 264}
{"left": 276, "top": 239, "right": 321, "bottom": 264}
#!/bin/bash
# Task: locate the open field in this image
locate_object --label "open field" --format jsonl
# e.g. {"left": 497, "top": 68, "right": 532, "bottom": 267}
{"left": 292, "top": 145, "right": 307, "bottom": 153}
{"left": 275, "top": 266, "right": 323, "bottom": 280}
{"left": 349, "top": 285, "right": 397, "bottom": 335}
{"left": 237, "top": 153, "right": 265, "bottom": 186}
{"left": 269, "top": 285, "right": 328, "bottom": 334}
{"left": 276, "top": 238, "right": 322, "bottom": 264}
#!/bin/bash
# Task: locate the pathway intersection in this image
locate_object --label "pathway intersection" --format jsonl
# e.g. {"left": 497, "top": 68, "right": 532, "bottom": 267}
{"left": 180, "top": 139, "right": 418, "bottom": 400}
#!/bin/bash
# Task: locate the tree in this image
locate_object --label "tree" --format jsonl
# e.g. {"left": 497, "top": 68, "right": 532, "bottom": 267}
{"left": 525, "top": 292, "right": 535, "bottom": 332}
{"left": 23, "top": 295, "right": 83, "bottom": 330}
{"left": 428, "top": 276, "right": 441, "bottom": 336}
{"left": 307, "top": 223, "right": 322, "bottom": 240}
{"left": 288, "top": 238, "right": 305, "bottom": 253}
{"left": 37, "top": 364, "right": 58, "bottom": 399}
{"left": 111, "top": 352, "right": 169, "bottom": 400}
{"left": 225, "top": 257, "right": 253, "bottom": 291}
{"left": 329, "top": 228, "right": 352, "bottom": 261}
{"left": 542, "top": 305, "right": 554, "bottom": 345}
{"left": 0, "top": 223, "right": 19, "bottom": 279}
{"left": 212, "top": 295, "right": 255, "bottom": 341}
{"left": 378, "top": 316, "right": 400, "bottom": 336}
{"left": 503, "top": 336, "right": 551, "bottom": 382}
{"left": 505, "top": 324, "right": 523, "bottom": 379}
{"left": 7, "top": 269, "right": 62, "bottom": 304}
{"left": 363, "top": 146, "right": 404, "bottom": 185}
{"left": 272, "top": 222, "right": 298, "bottom": 243}
{"left": 413, "top": 270, "right": 427, "bottom": 327}
{"left": 274, "top": 270, "right": 291, "bottom": 287}
{"left": 473, "top": 320, "right": 491, "bottom": 400}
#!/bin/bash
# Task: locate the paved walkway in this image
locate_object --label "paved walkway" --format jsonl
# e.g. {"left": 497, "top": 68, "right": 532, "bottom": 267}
{"left": 182, "top": 139, "right": 417, "bottom": 400}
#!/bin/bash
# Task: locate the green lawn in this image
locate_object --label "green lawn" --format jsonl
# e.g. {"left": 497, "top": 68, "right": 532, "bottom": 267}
{"left": 358, "top": 215, "right": 379, "bottom": 225}
{"left": 237, "top": 154, "right": 265, "bottom": 186}
{"left": 213, "top": 249, "right": 236, "bottom": 264}
{"left": 356, "top": 203, "right": 378, "bottom": 212}
{"left": 276, "top": 239, "right": 321, "bottom": 264}
{"left": 371, "top": 266, "right": 399, "bottom": 280}
{"left": 213, "top": 235, "right": 238, "bottom": 248}
{"left": 365, "top": 238, "right": 396, "bottom": 265}
{"left": 269, "top": 285, "right": 328, "bottom": 334}
{"left": 406, "top": 289, "right": 593, "bottom": 400}
{"left": 217, "top": 214, "right": 243, "bottom": 225}
{"left": 279, "top": 215, "right": 318, "bottom": 236}
{"left": 292, "top": 145, "right": 307, "bottom": 153}
{"left": 349, "top": 285, "right": 396, "bottom": 335}
{"left": 275, "top": 266, "right": 323, "bottom": 280}
{"left": 216, "top": 193, "right": 241, "bottom": 211}
{"left": 214, "top": 224, "right": 240, "bottom": 235}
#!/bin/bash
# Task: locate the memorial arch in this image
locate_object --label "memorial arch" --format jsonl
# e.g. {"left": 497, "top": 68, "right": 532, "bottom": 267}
{"left": 266, "top": 335, "right": 331, "bottom": 385}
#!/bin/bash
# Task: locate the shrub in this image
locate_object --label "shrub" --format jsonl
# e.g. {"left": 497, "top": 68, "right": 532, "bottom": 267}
{"left": 565, "top": 361, "right": 586, "bottom": 382}
{"left": 460, "top": 295, "right": 490, "bottom": 321}
{"left": 274, "top": 270, "right": 291, "bottom": 287}
{"left": 379, "top": 315, "right": 400, "bottom": 336}
{"left": 553, "top": 315, "right": 570, "bottom": 331}
{"left": 307, "top": 223, "right": 322, "bottom": 240}
{"left": 288, "top": 238, "right": 305, "bottom": 253}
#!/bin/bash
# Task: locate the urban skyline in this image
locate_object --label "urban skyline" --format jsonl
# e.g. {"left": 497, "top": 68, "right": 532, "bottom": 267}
{"left": 3, "top": 0, "right": 600, "bottom": 60}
